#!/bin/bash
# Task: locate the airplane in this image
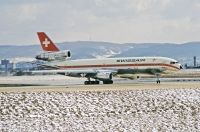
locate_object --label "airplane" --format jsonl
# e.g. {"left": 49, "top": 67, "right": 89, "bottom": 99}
{"left": 34, "top": 32, "right": 182, "bottom": 85}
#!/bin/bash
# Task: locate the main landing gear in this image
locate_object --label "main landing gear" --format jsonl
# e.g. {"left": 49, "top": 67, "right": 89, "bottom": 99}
{"left": 103, "top": 80, "right": 113, "bottom": 84}
{"left": 84, "top": 78, "right": 100, "bottom": 85}
{"left": 84, "top": 78, "right": 113, "bottom": 85}
{"left": 84, "top": 80, "right": 100, "bottom": 85}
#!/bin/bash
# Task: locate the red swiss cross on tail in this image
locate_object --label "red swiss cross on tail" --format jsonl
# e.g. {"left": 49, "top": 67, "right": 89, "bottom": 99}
{"left": 37, "top": 32, "right": 59, "bottom": 52}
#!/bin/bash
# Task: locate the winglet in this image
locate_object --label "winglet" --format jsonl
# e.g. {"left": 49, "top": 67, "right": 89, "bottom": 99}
{"left": 37, "top": 32, "right": 59, "bottom": 52}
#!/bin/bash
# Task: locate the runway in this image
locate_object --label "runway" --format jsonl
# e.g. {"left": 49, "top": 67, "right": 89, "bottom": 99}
{"left": 1, "top": 75, "right": 200, "bottom": 92}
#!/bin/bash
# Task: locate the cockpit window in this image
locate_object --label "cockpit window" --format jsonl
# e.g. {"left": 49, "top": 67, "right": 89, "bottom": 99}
{"left": 170, "top": 61, "right": 178, "bottom": 64}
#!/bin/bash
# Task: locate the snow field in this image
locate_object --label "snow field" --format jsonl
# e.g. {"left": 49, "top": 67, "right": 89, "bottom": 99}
{"left": 1, "top": 88, "right": 200, "bottom": 131}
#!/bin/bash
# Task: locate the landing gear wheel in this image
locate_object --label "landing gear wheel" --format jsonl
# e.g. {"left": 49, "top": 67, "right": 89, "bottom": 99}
{"left": 156, "top": 80, "right": 161, "bottom": 84}
{"left": 103, "top": 80, "right": 113, "bottom": 84}
{"left": 84, "top": 81, "right": 100, "bottom": 85}
{"left": 95, "top": 81, "right": 100, "bottom": 84}
{"left": 156, "top": 74, "right": 161, "bottom": 84}
{"left": 84, "top": 81, "right": 89, "bottom": 85}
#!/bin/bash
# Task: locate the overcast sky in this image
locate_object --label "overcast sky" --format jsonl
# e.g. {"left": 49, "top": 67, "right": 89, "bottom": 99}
{"left": 1, "top": 0, "right": 200, "bottom": 45}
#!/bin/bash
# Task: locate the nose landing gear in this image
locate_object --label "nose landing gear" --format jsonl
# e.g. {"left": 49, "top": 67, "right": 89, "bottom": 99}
{"left": 156, "top": 74, "right": 161, "bottom": 84}
{"left": 156, "top": 79, "right": 161, "bottom": 84}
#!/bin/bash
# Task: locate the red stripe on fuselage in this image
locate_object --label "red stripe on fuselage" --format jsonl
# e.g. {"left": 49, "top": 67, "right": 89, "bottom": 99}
{"left": 58, "top": 63, "right": 180, "bottom": 70}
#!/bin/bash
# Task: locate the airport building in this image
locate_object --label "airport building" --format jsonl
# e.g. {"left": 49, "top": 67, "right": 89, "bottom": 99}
{"left": 185, "top": 56, "right": 200, "bottom": 69}
{"left": 0, "top": 59, "right": 42, "bottom": 76}
{"left": 0, "top": 59, "right": 14, "bottom": 75}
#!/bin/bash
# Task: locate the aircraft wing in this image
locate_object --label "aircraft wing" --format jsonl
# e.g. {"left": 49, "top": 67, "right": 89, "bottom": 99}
{"left": 31, "top": 69, "right": 117, "bottom": 78}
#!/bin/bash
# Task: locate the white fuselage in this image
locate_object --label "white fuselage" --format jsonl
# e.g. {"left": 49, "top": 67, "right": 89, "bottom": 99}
{"left": 47, "top": 56, "right": 181, "bottom": 71}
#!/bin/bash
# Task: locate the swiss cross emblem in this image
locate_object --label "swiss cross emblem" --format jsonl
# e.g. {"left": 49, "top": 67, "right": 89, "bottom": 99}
{"left": 42, "top": 38, "right": 50, "bottom": 47}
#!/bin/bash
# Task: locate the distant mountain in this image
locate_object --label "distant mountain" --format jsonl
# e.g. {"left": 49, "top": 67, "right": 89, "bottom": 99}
{"left": 0, "top": 41, "right": 200, "bottom": 65}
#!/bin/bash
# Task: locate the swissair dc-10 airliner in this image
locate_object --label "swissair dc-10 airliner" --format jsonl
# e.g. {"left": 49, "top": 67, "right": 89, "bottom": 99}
{"left": 35, "top": 32, "right": 182, "bottom": 85}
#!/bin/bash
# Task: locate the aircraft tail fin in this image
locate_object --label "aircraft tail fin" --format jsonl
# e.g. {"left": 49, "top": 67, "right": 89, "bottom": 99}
{"left": 37, "top": 32, "right": 59, "bottom": 52}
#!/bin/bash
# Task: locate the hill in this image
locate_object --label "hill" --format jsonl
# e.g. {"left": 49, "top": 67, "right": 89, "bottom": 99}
{"left": 0, "top": 41, "right": 200, "bottom": 65}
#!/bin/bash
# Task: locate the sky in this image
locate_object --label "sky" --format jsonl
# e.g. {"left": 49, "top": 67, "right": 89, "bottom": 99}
{"left": 1, "top": 0, "right": 200, "bottom": 45}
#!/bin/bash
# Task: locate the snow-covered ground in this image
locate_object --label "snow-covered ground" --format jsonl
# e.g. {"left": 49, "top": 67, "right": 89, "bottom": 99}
{"left": 1, "top": 89, "right": 200, "bottom": 131}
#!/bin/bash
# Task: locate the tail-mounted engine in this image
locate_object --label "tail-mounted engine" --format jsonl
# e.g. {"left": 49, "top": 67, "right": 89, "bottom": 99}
{"left": 35, "top": 50, "right": 71, "bottom": 61}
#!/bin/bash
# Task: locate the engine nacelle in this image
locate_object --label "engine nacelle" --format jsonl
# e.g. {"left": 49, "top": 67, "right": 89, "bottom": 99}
{"left": 36, "top": 50, "right": 71, "bottom": 61}
{"left": 94, "top": 72, "right": 112, "bottom": 81}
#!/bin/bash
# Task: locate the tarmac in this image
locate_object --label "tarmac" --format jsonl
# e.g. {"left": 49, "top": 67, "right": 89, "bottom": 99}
{"left": 1, "top": 78, "right": 200, "bottom": 92}
{"left": 1, "top": 73, "right": 200, "bottom": 92}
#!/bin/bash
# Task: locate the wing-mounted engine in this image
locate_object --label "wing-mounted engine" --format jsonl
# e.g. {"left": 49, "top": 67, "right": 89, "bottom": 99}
{"left": 94, "top": 71, "right": 112, "bottom": 81}
{"left": 35, "top": 50, "right": 71, "bottom": 61}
